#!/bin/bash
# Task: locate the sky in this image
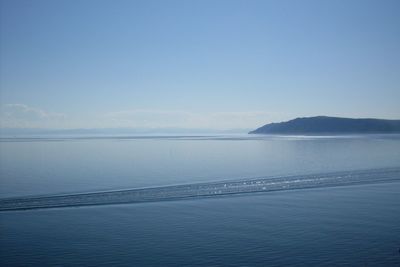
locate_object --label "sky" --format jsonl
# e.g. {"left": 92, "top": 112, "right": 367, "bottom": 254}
{"left": 0, "top": 0, "right": 399, "bottom": 130}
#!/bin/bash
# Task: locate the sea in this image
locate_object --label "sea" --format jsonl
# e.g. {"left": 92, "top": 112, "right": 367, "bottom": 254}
{"left": 0, "top": 134, "right": 399, "bottom": 266}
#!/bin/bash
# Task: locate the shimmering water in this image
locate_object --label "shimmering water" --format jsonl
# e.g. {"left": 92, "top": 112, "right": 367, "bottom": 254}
{"left": 1, "top": 134, "right": 400, "bottom": 266}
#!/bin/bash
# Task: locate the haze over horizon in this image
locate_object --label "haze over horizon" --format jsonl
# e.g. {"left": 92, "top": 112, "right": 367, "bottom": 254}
{"left": 1, "top": 0, "right": 399, "bottom": 130}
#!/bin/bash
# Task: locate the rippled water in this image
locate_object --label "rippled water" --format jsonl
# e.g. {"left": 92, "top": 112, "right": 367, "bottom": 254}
{"left": 1, "top": 134, "right": 400, "bottom": 266}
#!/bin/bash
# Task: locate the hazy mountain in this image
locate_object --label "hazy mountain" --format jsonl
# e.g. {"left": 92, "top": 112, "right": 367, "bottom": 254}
{"left": 0, "top": 127, "right": 251, "bottom": 137}
{"left": 249, "top": 116, "right": 400, "bottom": 134}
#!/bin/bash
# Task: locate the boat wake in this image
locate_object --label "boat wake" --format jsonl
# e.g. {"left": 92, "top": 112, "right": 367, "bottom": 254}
{"left": 1, "top": 167, "right": 399, "bottom": 212}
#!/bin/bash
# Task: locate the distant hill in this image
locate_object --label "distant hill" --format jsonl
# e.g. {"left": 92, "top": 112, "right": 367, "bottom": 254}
{"left": 249, "top": 116, "right": 400, "bottom": 134}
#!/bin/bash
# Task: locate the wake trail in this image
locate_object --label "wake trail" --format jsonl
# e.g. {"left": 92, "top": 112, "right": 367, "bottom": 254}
{"left": 1, "top": 167, "right": 399, "bottom": 212}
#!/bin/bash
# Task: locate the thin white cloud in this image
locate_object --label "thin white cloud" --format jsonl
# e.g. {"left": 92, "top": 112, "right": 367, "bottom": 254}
{"left": 104, "top": 109, "right": 279, "bottom": 129}
{"left": 0, "top": 104, "right": 282, "bottom": 129}
{"left": 0, "top": 104, "right": 66, "bottom": 128}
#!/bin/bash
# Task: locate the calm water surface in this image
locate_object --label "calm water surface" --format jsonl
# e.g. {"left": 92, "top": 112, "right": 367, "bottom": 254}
{"left": 1, "top": 135, "right": 400, "bottom": 266}
{"left": 1, "top": 134, "right": 400, "bottom": 197}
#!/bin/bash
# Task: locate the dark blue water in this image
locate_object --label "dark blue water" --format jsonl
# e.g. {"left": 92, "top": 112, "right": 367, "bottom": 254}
{"left": 1, "top": 135, "right": 400, "bottom": 266}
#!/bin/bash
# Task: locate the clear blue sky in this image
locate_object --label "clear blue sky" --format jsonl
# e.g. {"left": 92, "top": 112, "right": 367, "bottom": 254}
{"left": 1, "top": 0, "right": 399, "bottom": 129}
